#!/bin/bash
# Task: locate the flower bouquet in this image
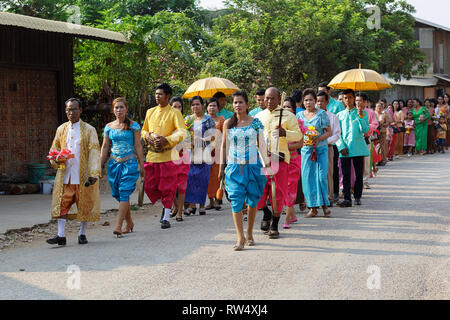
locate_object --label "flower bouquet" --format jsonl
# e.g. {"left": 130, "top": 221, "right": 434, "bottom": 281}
{"left": 185, "top": 116, "right": 194, "bottom": 132}
{"left": 431, "top": 113, "right": 440, "bottom": 125}
{"left": 184, "top": 116, "right": 195, "bottom": 149}
{"left": 297, "top": 119, "right": 308, "bottom": 135}
{"left": 47, "top": 148, "right": 74, "bottom": 170}
{"left": 304, "top": 126, "right": 319, "bottom": 146}
{"left": 304, "top": 125, "right": 319, "bottom": 162}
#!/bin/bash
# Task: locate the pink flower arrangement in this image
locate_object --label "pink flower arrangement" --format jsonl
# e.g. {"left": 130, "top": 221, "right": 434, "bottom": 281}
{"left": 297, "top": 119, "right": 308, "bottom": 134}
{"left": 47, "top": 148, "right": 74, "bottom": 169}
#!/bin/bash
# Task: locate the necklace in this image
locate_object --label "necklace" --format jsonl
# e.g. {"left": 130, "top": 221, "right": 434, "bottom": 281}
{"left": 305, "top": 109, "right": 317, "bottom": 118}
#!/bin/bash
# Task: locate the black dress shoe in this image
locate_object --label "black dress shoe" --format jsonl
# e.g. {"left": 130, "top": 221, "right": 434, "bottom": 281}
{"left": 355, "top": 199, "right": 361, "bottom": 205}
{"left": 78, "top": 234, "right": 88, "bottom": 244}
{"left": 260, "top": 219, "right": 271, "bottom": 233}
{"left": 268, "top": 229, "right": 279, "bottom": 239}
{"left": 337, "top": 200, "right": 352, "bottom": 207}
{"left": 161, "top": 220, "right": 171, "bottom": 229}
{"left": 46, "top": 235, "right": 66, "bottom": 246}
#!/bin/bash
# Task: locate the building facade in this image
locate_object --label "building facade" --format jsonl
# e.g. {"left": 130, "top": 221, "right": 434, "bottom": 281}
{"left": 383, "top": 17, "right": 450, "bottom": 103}
{"left": 0, "top": 12, "right": 126, "bottom": 181}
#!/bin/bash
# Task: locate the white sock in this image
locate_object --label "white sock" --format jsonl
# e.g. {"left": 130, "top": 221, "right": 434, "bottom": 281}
{"left": 163, "top": 208, "right": 171, "bottom": 222}
{"left": 57, "top": 219, "right": 66, "bottom": 237}
{"left": 79, "top": 221, "right": 87, "bottom": 236}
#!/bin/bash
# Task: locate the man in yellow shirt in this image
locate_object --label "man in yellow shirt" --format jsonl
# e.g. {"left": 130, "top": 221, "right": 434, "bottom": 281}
{"left": 141, "top": 83, "right": 187, "bottom": 229}
{"left": 255, "top": 87, "right": 303, "bottom": 238}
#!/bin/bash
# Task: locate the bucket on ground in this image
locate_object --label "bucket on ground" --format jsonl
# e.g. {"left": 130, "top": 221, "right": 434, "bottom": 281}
{"left": 28, "top": 163, "right": 47, "bottom": 184}
{"left": 40, "top": 179, "right": 55, "bottom": 194}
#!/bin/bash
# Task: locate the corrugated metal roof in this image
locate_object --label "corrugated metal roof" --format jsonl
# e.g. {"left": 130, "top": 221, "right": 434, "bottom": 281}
{"left": 0, "top": 11, "right": 128, "bottom": 43}
{"left": 434, "top": 74, "right": 450, "bottom": 83}
{"left": 415, "top": 17, "right": 450, "bottom": 33}
{"left": 383, "top": 74, "right": 438, "bottom": 87}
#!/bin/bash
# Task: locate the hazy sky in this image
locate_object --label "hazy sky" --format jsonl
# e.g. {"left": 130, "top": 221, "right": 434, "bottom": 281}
{"left": 199, "top": 0, "right": 450, "bottom": 29}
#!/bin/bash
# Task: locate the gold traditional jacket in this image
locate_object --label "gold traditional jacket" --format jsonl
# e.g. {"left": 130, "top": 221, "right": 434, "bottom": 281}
{"left": 49, "top": 120, "right": 101, "bottom": 222}
{"left": 255, "top": 107, "right": 303, "bottom": 164}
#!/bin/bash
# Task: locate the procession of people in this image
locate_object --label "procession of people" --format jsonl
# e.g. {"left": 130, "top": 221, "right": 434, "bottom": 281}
{"left": 46, "top": 83, "right": 450, "bottom": 251}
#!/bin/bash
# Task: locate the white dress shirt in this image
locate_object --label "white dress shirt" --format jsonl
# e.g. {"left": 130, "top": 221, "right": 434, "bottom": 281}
{"left": 326, "top": 110, "right": 341, "bottom": 145}
{"left": 64, "top": 121, "right": 81, "bottom": 185}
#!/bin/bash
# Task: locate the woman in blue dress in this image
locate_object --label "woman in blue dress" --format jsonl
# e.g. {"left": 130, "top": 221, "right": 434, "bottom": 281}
{"left": 219, "top": 91, "right": 269, "bottom": 251}
{"left": 297, "top": 89, "right": 332, "bottom": 218}
{"left": 184, "top": 96, "right": 217, "bottom": 215}
{"left": 100, "top": 97, "right": 145, "bottom": 237}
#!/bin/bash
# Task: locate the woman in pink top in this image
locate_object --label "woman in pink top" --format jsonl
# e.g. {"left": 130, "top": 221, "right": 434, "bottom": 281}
{"left": 443, "top": 94, "right": 450, "bottom": 148}
{"left": 425, "top": 98, "right": 437, "bottom": 154}
{"left": 404, "top": 111, "right": 415, "bottom": 157}
{"left": 387, "top": 103, "right": 398, "bottom": 161}
{"left": 393, "top": 100, "right": 405, "bottom": 156}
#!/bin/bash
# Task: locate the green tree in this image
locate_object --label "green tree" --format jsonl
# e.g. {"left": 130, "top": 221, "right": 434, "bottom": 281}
{"left": 212, "top": 0, "right": 426, "bottom": 92}
{"left": 0, "top": 0, "right": 198, "bottom": 23}
{"left": 74, "top": 8, "right": 211, "bottom": 122}
{"left": 0, "top": 0, "right": 71, "bottom": 20}
{"left": 118, "top": 0, "right": 196, "bottom": 16}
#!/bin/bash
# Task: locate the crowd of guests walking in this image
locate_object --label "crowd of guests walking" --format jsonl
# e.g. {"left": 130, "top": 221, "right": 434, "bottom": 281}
{"left": 45, "top": 83, "right": 449, "bottom": 251}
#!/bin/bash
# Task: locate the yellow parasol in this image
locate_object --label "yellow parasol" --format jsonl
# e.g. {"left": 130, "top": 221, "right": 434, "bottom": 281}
{"left": 183, "top": 76, "right": 239, "bottom": 99}
{"left": 328, "top": 65, "right": 392, "bottom": 91}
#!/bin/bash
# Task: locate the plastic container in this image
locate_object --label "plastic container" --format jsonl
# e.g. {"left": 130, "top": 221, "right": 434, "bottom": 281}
{"left": 28, "top": 163, "right": 47, "bottom": 184}
{"left": 40, "top": 180, "right": 54, "bottom": 194}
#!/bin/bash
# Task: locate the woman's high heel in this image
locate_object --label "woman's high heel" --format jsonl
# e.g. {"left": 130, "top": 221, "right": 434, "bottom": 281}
{"left": 122, "top": 222, "right": 134, "bottom": 234}
{"left": 113, "top": 230, "right": 123, "bottom": 238}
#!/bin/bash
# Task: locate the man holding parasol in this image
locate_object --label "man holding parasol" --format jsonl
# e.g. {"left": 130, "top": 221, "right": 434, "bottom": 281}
{"left": 335, "top": 89, "right": 369, "bottom": 207}
{"left": 328, "top": 66, "right": 391, "bottom": 206}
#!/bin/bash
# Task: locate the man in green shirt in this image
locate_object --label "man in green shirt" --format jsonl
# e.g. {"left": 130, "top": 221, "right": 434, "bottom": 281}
{"left": 318, "top": 82, "right": 345, "bottom": 115}
{"left": 336, "top": 89, "right": 369, "bottom": 207}
{"left": 213, "top": 91, "right": 234, "bottom": 120}
{"left": 249, "top": 88, "right": 266, "bottom": 116}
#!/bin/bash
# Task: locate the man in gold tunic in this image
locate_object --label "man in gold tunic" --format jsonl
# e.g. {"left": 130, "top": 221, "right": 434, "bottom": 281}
{"left": 46, "top": 98, "right": 101, "bottom": 246}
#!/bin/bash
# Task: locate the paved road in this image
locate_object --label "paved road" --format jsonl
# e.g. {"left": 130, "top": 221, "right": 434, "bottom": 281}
{"left": 0, "top": 153, "right": 449, "bottom": 300}
{"left": 0, "top": 177, "right": 150, "bottom": 234}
